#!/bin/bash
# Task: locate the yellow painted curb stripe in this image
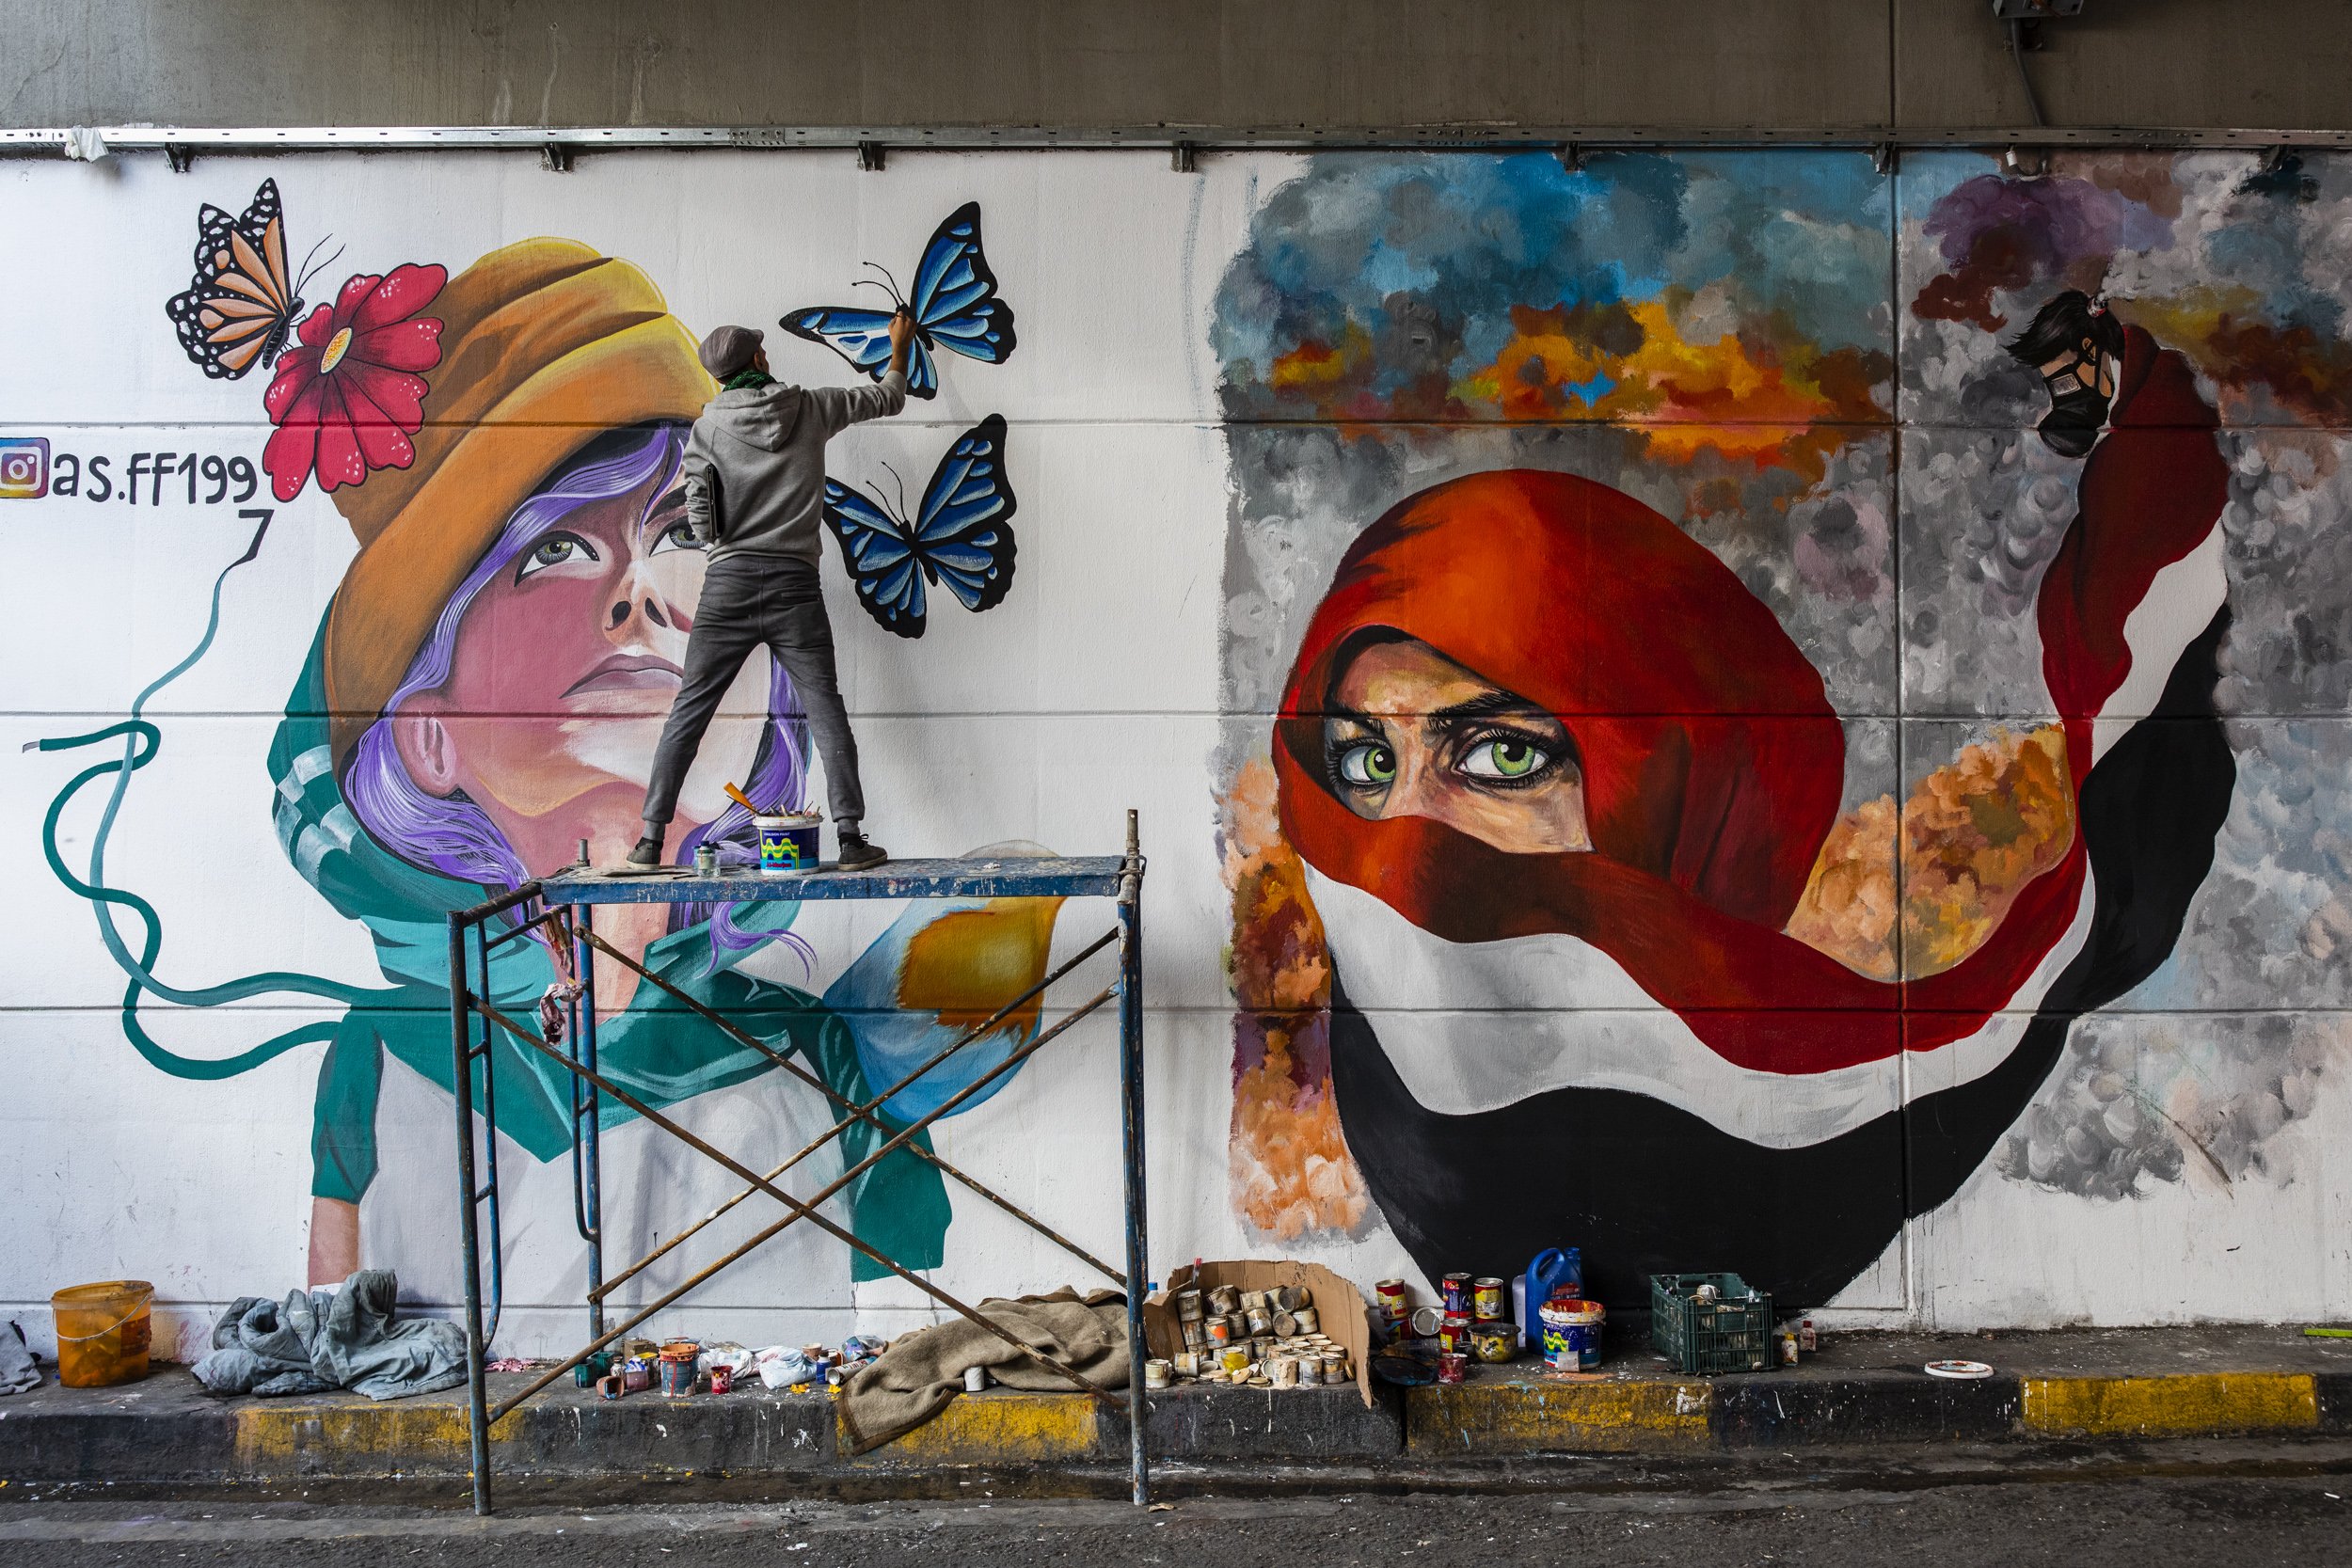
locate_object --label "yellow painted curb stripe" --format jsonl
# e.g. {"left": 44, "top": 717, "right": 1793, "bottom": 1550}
{"left": 232, "top": 1403, "right": 521, "bottom": 1468}
{"left": 1406, "top": 1381, "right": 1711, "bottom": 1454}
{"left": 850, "top": 1392, "right": 1099, "bottom": 1464}
{"left": 2022, "top": 1373, "right": 2318, "bottom": 1437}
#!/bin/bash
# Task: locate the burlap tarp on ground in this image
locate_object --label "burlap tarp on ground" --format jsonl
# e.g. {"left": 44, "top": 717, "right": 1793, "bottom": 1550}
{"left": 838, "top": 1288, "right": 1129, "bottom": 1454}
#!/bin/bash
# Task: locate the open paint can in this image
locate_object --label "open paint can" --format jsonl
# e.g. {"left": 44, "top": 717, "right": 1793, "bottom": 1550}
{"left": 756, "top": 813, "right": 821, "bottom": 875}
{"left": 1538, "top": 1299, "right": 1606, "bottom": 1371}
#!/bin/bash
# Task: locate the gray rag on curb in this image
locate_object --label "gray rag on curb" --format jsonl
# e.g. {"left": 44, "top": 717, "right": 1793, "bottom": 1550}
{"left": 837, "top": 1288, "right": 1129, "bottom": 1454}
{"left": 0, "top": 1320, "right": 40, "bottom": 1394}
{"left": 190, "top": 1270, "right": 466, "bottom": 1401}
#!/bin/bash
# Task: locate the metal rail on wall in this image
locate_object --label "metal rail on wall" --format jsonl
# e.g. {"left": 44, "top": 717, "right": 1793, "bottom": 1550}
{"left": 443, "top": 814, "right": 1151, "bottom": 1515}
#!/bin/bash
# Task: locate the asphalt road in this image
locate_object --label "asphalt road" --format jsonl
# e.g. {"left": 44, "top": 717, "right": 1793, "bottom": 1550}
{"left": 5, "top": 1470, "right": 2352, "bottom": 1568}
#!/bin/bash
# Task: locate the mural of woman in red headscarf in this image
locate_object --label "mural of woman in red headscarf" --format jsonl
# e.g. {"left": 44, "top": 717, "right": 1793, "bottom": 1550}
{"left": 1272, "top": 293, "right": 2238, "bottom": 1309}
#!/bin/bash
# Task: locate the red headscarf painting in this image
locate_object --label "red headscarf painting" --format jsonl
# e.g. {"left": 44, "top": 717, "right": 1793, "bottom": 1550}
{"left": 1268, "top": 322, "right": 2237, "bottom": 1309}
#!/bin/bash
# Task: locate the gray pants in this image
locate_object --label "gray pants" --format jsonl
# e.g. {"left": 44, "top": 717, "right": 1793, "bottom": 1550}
{"left": 641, "top": 555, "right": 865, "bottom": 835}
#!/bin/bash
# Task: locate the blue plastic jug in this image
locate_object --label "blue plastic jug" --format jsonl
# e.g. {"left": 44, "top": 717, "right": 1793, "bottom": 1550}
{"left": 1516, "top": 1247, "right": 1583, "bottom": 1345}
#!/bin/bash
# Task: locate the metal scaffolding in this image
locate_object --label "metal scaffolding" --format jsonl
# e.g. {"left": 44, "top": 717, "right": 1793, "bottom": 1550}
{"left": 445, "top": 814, "right": 1150, "bottom": 1514}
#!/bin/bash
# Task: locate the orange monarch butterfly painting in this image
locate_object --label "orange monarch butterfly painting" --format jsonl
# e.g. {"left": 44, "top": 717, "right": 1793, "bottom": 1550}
{"left": 164, "top": 179, "right": 341, "bottom": 380}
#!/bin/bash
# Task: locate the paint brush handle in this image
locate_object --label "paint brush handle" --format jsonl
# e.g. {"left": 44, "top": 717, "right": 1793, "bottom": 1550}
{"left": 723, "top": 782, "right": 762, "bottom": 816}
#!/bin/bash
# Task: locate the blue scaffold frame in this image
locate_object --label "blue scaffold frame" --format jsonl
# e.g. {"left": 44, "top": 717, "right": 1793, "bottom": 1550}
{"left": 444, "top": 813, "right": 1150, "bottom": 1514}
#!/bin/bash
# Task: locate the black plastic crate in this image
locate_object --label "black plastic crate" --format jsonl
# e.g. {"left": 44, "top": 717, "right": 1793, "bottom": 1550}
{"left": 1650, "top": 1272, "right": 1776, "bottom": 1374}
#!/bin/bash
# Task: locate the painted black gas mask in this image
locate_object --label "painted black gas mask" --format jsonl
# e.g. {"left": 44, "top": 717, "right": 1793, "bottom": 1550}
{"left": 2037, "top": 345, "right": 2111, "bottom": 458}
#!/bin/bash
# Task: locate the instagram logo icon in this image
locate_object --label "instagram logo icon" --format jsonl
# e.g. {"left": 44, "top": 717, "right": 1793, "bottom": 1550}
{"left": 0, "top": 437, "right": 48, "bottom": 499}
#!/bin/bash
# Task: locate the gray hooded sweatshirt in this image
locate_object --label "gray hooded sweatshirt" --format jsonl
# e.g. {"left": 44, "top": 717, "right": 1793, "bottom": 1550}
{"left": 681, "top": 368, "right": 910, "bottom": 566}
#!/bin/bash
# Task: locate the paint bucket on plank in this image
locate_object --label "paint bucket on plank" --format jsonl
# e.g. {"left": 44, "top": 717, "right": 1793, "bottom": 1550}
{"left": 1438, "top": 1352, "right": 1468, "bottom": 1386}
{"left": 756, "top": 813, "right": 821, "bottom": 874}
{"left": 1143, "top": 1359, "right": 1171, "bottom": 1390}
{"left": 50, "top": 1280, "right": 151, "bottom": 1388}
{"left": 1472, "top": 1276, "right": 1506, "bottom": 1322}
{"left": 1538, "top": 1299, "right": 1605, "bottom": 1371}
{"left": 1470, "top": 1323, "right": 1517, "bottom": 1364}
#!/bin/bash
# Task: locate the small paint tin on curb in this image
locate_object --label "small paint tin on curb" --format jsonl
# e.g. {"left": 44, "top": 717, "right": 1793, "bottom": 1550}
{"left": 1293, "top": 1307, "right": 1319, "bottom": 1335}
{"left": 1441, "top": 1273, "right": 1473, "bottom": 1315}
{"left": 1176, "top": 1289, "right": 1205, "bottom": 1322}
{"left": 1221, "top": 1347, "right": 1252, "bottom": 1373}
{"left": 694, "top": 843, "right": 719, "bottom": 877}
{"left": 659, "top": 1349, "right": 698, "bottom": 1396}
{"left": 963, "top": 1365, "right": 989, "bottom": 1392}
{"left": 1144, "top": 1359, "right": 1171, "bottom": 1390}
{"left": 755, "top": 813, "right": 821, "bottom": 875}
{"left": 1245, "top": 1307, "right": 1274, "bottom": 1336}
{"left": 1205, "top": 1317, "right": 1233, "bottom": 1346}
{"left": 1472, "top": 1277, "right": 1506, "bottom": 1321}
{"left": 1208, "top": 1286, "right": 1241, "bottom": 1315}
{"left": 1409, "top": 1304, "right": 1444, "bottom": 1338}
{"left": 1438, "top": 1352, "right": 1469, "bottom": 1386}
{"left": 1438, "top": 1314, "right": 1470, "bottom": 1354}
{"left": 709, "top": 1362, "right": 734, "bottom": 1394}
{"left": 1470, "top": 1323, "right": 1517, "bottom": 1363}
{"left": 1924, "top": 1359, "right": 1994, "bottom": 1380}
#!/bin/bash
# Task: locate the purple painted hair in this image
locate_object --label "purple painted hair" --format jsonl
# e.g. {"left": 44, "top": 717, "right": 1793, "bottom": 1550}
{"left": 342, "top": 421, "right": 811, "bottom": 970}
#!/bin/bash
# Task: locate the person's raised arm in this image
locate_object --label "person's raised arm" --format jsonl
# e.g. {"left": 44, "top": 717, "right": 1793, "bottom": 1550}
{"left": 811, "top": 309, "right": 914, "bottom": 435}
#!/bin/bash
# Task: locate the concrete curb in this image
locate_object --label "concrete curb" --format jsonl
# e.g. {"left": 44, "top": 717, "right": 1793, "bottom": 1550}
{"left": 6, "top": 1338, "right": 2349, "bottom": 1488}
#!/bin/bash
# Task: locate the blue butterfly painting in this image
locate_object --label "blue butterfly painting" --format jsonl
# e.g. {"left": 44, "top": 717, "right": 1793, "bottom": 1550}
{"left": 781, "top": 202, "right": 1017, "bottom": 400}
{"left": 823, "top": 415, "right": 1018, "bottom": 639}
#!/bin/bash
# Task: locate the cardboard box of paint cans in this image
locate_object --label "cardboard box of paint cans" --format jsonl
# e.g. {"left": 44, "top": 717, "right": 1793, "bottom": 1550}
{"left": 1143, "top": 1259, "right": 1376, "bottom": 1409}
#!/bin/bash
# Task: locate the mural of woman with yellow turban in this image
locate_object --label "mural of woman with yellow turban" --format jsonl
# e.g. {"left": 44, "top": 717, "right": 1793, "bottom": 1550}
{"left": 40, "top": 236, "right": 1060, "bottom": 1327}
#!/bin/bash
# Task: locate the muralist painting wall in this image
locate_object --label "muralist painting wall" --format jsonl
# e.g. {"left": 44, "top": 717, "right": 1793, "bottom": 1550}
{"left": 3, "top": 148, "right": 2348, "bottom": 1356}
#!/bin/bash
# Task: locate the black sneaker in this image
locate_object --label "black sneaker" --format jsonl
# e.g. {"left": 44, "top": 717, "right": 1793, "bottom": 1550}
{"left": 625, "top": 834, "right": 665, "bottom": 868}
{"left": 836, "top": 833, "right": 887, "bottom": 872}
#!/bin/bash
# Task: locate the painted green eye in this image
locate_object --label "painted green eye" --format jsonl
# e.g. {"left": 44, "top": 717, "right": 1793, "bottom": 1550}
{"left": 1337, "top": 741, "right": 1398, "bottom": 787}
{"left": 514, "top": 531, "right": 601, "bottom": 582}
{"left": 1461, "top": 736, "right": 1546, "bottom": 781}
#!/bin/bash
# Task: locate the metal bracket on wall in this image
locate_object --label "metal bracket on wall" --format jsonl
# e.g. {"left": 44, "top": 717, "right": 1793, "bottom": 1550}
{"left": 163, "top": 142, "right": 194, "bottom": 173}
{"left": 858, "top": 139, "right": 885, "bottom": 171}
{"left": 1170, "top": 141, "right": 1197, "bottom": 173}
{"left": 541, "top": 142, "right": 574, "bottom": 172}
{"left": 1557, "top": 140, "right": 1583, "bottom": 173}
{"left": 2003, "top": 143, "right": 2052, "bottom": 178}
{"left": 1872, "top": 142, "right": 1897, "bottom": 176}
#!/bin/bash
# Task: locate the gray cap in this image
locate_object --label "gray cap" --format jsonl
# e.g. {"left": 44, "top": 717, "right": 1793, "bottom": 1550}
{"left": 697, "top": 325, "right": 764, "bottom": 379}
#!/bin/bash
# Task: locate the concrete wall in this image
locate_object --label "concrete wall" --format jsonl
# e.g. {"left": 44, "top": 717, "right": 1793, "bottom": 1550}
{"left": 2, "top": 146, "right": 2348, "bottom": 1361}
{"left": 7, "top": 0, "right": 2351, "bottom": 135}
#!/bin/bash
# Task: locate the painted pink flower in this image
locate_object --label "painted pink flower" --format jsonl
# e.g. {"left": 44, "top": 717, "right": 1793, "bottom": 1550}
{"left": 262, "top": 264, "right": 447, "bottom": 501}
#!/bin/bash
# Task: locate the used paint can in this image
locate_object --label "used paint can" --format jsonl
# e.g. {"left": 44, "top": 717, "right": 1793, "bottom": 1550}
{"left": 1205, "top": 1317, "right": 1233, "bottom": 1346}
{"left": 1144, "top": 1358, "right": 1171, "bottom": 1390}
{"left": 1409, "top": 1304, "right": 1444, "bottom": 1338}
{"left": 1472, "top": 1276, "right": 1506, "bottom": 1322}
{"left": 1221, "top": 1347, "right": 1251, "bottom": 1374}
{"left": 1440, "top": 1273, "right": 1473, "bottom": 1315}
{"left": 621, "top": 1356, "right": 653, "bottom": 1393}
{"left": 1375, "top": 1278, "right": 1409, "bottom": 1321}
{"left": 694, "top": 842, "right": 718, "bottom": 878}
{"left": 658, "top": 1348, "right": 698, "bottom": 1396}
{"left": 709, "top": 1362, "right": 735, "bottom": 1394}
{"left": 1176, "top": 1289, "right": 1205, "bottom": 1322}
{"left": 1323, "top": 1354, "right": 1350, "bottom": 1385}
{"left": 1276, "top": 1285, "right": 1309, "bottom": 1312}
{"left": 1269, "top": 1355, "right": 1298, "bottom": 1388}
{"left": 1438, "top": 1352, "right": 1469, "bottom": 1386}
{"left": 1245, "top": 1307, "right": 1274, "bottom": 1336}
{"left": 596, "top": 1371, "right": 624, "bottom": 1400}
{"left": 755, "top": 813, "right": 820, "bottom": 875}
{"left": 1173, "top": 1352, "right": 1200, "bottom": 1377}
{"left": 1470, "top": 1323, "right": 1517, "bottom": 1363}
{"left": 1538, "top": 1299, "right": 1606, "bottom": 1372}
{"left": 1438, "top": 1314, "right": 1470, "bottom": 1354}
{"left": 963, "top": 1365, "right": 989, "bottom": 1392}
{"left": 1294, "top": 1307, "right": 1320, "bottom": 1335}
{"left": 1272, "top": 1310, "right": 1297, "bottom": 1338}
{"left": 1208, "top": 1285, "right": 1241, "bottom": 1315}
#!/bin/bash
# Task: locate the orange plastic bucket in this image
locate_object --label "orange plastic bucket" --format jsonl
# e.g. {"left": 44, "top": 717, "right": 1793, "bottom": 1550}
{"left": 51, "top": 1280, "right": 154, "bottom": 1387}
